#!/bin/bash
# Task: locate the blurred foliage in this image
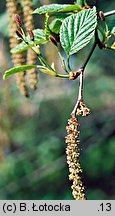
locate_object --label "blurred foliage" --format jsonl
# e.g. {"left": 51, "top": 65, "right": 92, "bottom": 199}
{"left": 0, "top": 0, "right": 115, "bottom": 200}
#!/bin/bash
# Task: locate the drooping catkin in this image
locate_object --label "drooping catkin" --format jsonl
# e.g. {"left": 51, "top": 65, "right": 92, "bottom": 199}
{"left": 23, "top": 0, "right": 38, "bottom": 90}
{"left": 65, "top": 117, "right": 86, "bottom": 200}
{"left": 6, "top": 0, "right": 28, "bottom": 97}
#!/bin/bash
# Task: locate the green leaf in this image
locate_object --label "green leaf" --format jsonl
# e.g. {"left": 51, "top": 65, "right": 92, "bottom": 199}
{"left": 33, "top": 4, "right": 81, "bottom": 14}
{"left": 50, "top": 13, "right": 71, "bottom": 20}
{"left": 76, "top": 0, "right": 83, "bottom": 7}
{"left": 3, "top": 65, "right": 37, "bottom": 80}
{"left": 97, "top": 26, "right": 106, "bottom": 41}
{"left": 75, "top": 0, "right": 87, "bottom": 6}
{"left": 111, "top": 26, "right": 115, "bottom": 36}
{"left": 11, "top": 29, "right": 46, "bottom": 53}
{"left": 60, "top": 8, "right": 97, "bottom": 56}
{"left": 49, "top": 19, "right": 63, "bottom": 34}
{"left": 49, "top": 14, "right": 70, "bottom": 34}
{"left": 111, "top": 42, "right": 115, "bottom": 50}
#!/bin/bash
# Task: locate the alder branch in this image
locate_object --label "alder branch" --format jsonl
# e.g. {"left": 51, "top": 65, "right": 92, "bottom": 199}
{"left": 71, "top": 71, "right": 84, "bottom": 117}
{"left": 81, "top": 42, "right": 97, "bottom": 71}
{"left": 71, "top": 38, "right": 97, "bottom": 117}
{"left": 104, "top": 10, "right": 115, "bottom": 18}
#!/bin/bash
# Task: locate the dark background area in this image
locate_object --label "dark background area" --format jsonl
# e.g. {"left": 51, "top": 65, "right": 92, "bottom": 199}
{"left": 0, "top": 0, "right": 115, "bottom": 200}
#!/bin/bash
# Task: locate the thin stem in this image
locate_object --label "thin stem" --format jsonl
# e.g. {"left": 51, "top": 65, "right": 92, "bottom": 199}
{"left": 56, "top": 73, "right": 69, "bottom": 78}
{"left": 67, "top": 56, "right": 72, "bottom": 71}
{"left": 56, "top": 47, "right": 69, "bottom": 73}
{"left": 22, "top": 35, "right": 70, "bottom": 78}
{"left": 22, "top": 36, "right": 55, "bottom": 71}
{"left": 81, "top": 42, "right": 97, "bottom": 70}
{"left": 75, "top": 0, "right": 83, "bottom": 7}
{"left": 78, "top": 70, "right": 84, "bottom": 100}
{"left": 84, "top": 0, "right": 88, "bottom": 6}
{"left": 38, "top": 53, "right": 55, "bottom": 71}
{"left": 104, "top": 10, "right": 115, "bottom": 18}
{"left": 71, "top": 71, "right": 84, "bottom": 117}
{"left": 36, "top": 65, "right": 69, "bottom": 79}
{"left": 71, "top": 39, "right": 97, "bottom": 117}
{"left": 20, "top": 27, "right": 53, "bottom": 70}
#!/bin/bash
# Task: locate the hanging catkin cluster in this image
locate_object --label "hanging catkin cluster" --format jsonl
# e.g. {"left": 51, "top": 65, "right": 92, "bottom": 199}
{"left": 6, "top": 0, "right": 28, "bottom": 97}
{"left": 6, "top": 0, "right": 38, "bottom": 95}
{"left": 23, "top": 0, "right": 38, "bottom": 90}
{"left": 65, "top": 117, "right": 86, "bottom": 200}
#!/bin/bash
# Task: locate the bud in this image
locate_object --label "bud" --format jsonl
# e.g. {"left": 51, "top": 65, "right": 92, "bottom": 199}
{"left": 99, "top": 11, "right": 105, "bottom": 21}
{"left": 69, "top": 70, "right": 81, "bottom": 80}
{"left": 104, "top": 44, "right": 108, "bottom": 49}
{"left": 16, "top": 30, "right": 23, "bottom": 39}
{"left": 28, "top": 29, "right": 34, "bottom": 41}
{"left": 52, "top": 33, "right": 60, "bottom": 43}
{"left": 82, "top": 6, "right": 91, "bottom": 10}
{"left": 49, "top": 36, "right": 58, "bottom": 46}
{"left": 69, "top": 72, "right": 76, "bottom": 80}
{"left": 14, "top": 14, "right": 22, "bottom": 27}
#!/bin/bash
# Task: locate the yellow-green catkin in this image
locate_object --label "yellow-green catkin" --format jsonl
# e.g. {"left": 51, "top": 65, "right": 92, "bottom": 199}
{"left": 23, "top": 0, "right": 38, "bottom": 90}
{"left": 65, "top": 117, "right": 86, "bottom": 200}
{"left": 6, "top": 0, "right": 28, "bottom": 97}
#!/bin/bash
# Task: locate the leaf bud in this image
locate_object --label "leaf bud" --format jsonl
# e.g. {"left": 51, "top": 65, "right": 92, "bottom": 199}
{"left": 99, "top": 11, "right": 105, "bottom": 21}
{"left": 82, "top": 6, "right": 91, "bottom": 10}
{"left": 69, "top": 70, "right": 81, "bottom": 80}
{"left": 14, "top": 14, "right": 22, "bottom": 27}
{"left": 28, "top": 29, "right": 34, "bottom": 41}
{"left": 52, "top": 33, "right": 60, "bottom": 43}
{"left": 49, "top": 35, "right": 58, "bottom": 46}
{"left": 16, "top": 30, "right": 23, "bottom": 39}
{"left": 69, "top": 72, "right": 76, "bottom": 80}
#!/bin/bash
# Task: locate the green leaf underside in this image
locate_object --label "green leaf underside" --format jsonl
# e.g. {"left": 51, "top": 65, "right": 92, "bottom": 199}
{"left": 49, "top": 19, "right": 63, "bottom": 34}
{"left": 49, "top": 14, "right": 71, "bottom": 34}
{"left": 51, "top": 13, "right": 71, "bottom": 20}
{"left": 3, "top": 65, "right": 37, "bottom": 79}
{"left": 33, "top": 4, "right": 81, "bottom": 14}
{"left": 60, "top": 8, "right": 97, "bottom": 56}
{"left": 76, "top": 0, "right": 84, "bottom": 7}
{"left": 11, "top": 29, "right": 46, "bottom": 53}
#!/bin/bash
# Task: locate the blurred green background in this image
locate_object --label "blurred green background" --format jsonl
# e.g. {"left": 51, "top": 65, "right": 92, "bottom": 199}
{"left": 0, "top": 0, "right": 115, "bottom": 200}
